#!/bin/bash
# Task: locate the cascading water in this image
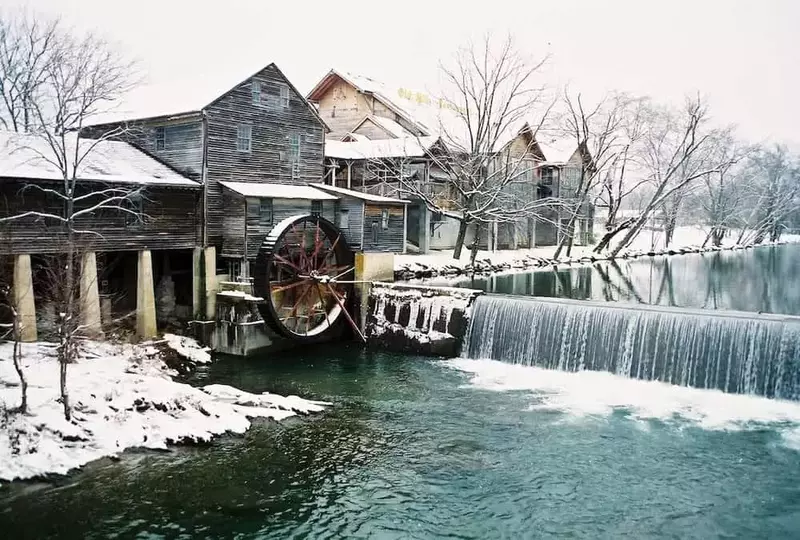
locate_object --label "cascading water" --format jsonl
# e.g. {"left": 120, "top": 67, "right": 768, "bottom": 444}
{"left": 464, "top": 295, "right": 800, "bottom": 400}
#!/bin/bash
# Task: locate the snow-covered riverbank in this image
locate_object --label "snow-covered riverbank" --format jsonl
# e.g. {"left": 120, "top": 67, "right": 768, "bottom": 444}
{"left": 0, "top": 339, "right": 328, "bottom": 482}
{"left": 396, "top": 226, "right": 800, "bottom": 280}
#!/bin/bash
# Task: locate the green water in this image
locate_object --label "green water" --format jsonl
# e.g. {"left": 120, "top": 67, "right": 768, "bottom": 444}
{"left": 428, "top": 244, "right": 800, "bottom": 316}
{"left": 3, "top": 346, "right": 800, "bottom": 539}
{"left": 3, "top": 245, "right": 800, "bottom": 538}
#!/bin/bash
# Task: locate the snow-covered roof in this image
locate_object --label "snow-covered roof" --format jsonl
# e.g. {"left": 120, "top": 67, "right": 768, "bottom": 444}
{"left": 309, "top": 183, "right": 410, "bottom": 204}
{"left": 368, "top": 116, "right": 414, "bottom": 138}
{"left": 342, "top": 133, "right": 369, "bottom": 142}
{"left": 86, "top": 62, "right": 326, "bottom": 130}
{"left": 0, "top": 131, "right": 199, "bottom": 187}
{"left": 219, "top": 181, "right": 337, "bottom": 200}
{"left": 325, "top": 136, "right": 440, "bottom": 160}
{"left": 539, "top": 138, "right": 579, "bottom": 165}
{"left": 308, "top": 69, "right": 536, "bottom": 153}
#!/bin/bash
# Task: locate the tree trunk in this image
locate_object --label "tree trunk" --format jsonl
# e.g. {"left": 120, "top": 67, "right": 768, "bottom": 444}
{"left": 11, "top": 318, "right": 27, "bottom": 414}
{"left": 593, "top": 218, "right": 634, "bottom": 254}
{"left": 452, "top": 219, "right": 469, "bottom": 260}
{"left": 469, "top": 223, "right": 483, "bottom": 267}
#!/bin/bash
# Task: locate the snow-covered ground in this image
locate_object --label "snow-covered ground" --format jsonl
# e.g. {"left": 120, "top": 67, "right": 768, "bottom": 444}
{"left": 0, "top": 339, "right": 328, "bottom": 482}
{"left": 396, "top": 226, "right": 800, "bottom": 276}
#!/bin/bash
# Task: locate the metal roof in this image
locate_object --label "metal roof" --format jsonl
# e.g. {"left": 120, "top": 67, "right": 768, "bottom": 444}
{"left": 219, "top": 181, "right": 338, "bottom": 200}
{"left": 309, "top": 183, "right": 410, "bottom": 204}
{"left": 0, "top": 131, "right": 198, "bottom": 187}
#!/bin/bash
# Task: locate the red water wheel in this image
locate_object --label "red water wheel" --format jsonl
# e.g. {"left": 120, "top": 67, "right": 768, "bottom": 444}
{"left": 253, "top": 214, "right": 362, "bottom": 342}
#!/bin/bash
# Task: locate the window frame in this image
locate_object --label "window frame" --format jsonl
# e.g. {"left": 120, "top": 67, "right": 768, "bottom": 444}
{"left": 280, "top": 85, "right": 290, "bottom": 108}
{"left": 125, "top": 190, "right": 144, "bottom": 228}
{"left": 381, "top": 208, "right": 389, "bottom": 229}
{"left": 259, "top": 198, "right": 273, "bottom": 227}
{"left": 338, "top": 208, "right": 350, "bottom": 229}
{"left": 237, "top": 124, "right": 252, "bottom": 153}
{"left": 251, "top": 81, "right": 261, "bottom": 105}
{"left": 311, "top": 200, "right": 322, "bottom": 217}
{"left": 155, "top": 126, "right": 166, "bottom": 151}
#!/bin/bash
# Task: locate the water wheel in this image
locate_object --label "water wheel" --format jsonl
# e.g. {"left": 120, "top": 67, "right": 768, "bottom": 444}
{"left": 253, "top": 214, "right": 361, "bottom": 342}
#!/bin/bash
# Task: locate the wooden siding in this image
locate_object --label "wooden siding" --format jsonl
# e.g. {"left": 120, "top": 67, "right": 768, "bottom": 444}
{"left": 82, "top": 119, "right": 204, "bottom": 179}
{"left": 204, "top": 64, "right": 326, "bottom": 247}
{"left": 352, "top": 117, "right": 394, "bottom": 140}
{"left": 0, "top": 180, "right": 200, "bottom": 255}
{"left": 361, "top": 204, "right": 405, "bottom": 253}
{"left": 221, "top": 191, "right": 246, "bottom": 258}
{"left": 313, "top": 78, "right": 374, "bottom": 138}
{"left": 334, "top": 197, "right": 364, "bottom": 251}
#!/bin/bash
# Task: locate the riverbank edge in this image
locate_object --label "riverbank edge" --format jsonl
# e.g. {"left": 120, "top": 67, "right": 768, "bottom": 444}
{"left": 0, "top": 338, "right": 328, "bottom": 483}
{"left": 395, "top": 239, "right": 799, "bottom": 281}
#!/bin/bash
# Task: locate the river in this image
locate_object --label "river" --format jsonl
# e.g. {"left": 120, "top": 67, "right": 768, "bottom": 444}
{"left": 2, "top": 245, "right": 800, "bottom": 539}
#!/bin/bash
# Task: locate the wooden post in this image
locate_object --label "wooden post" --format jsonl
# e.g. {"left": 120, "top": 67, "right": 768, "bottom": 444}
{"left": 192, "top": 247, "right": 202, "bottom": 318}
{"left": 136, "top": 250, "right": 157, "bottom": 339}
{"left": 346, "top": 162, "right": 352, "bottom": 190}
{"left": 80, "top": 252, "right": 103, "bottom": 338}
{"left": 13, "top": 254, "right": 37, "bottom": 342}
{"left": 203, "top": 246, "right": 217, "bottom": 320}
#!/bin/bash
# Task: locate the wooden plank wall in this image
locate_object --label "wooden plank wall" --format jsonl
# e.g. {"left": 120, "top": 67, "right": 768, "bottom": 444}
{"left": 361, "top": 204, "right": 405, "bottom": 253}
{"left": 205, "top": 64, "right": 327, "bottom": 247}
{"left": 334, "top": 197, "right": 365, "bottom": 251}
{"left": 82, "top": 119, "right": 204, "bottom": 180}
{"left": 221, "top": 191, "right": 246, "bottom": 258}
{"left": 0, "top": 180, "right": 200, "bottom": 255}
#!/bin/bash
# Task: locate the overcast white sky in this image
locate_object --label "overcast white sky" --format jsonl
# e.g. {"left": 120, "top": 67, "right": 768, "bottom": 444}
{"left": 5, "top": 0, "right": 798, "bottom": 145}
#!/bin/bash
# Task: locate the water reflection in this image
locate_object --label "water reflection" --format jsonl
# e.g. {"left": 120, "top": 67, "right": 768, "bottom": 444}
{"left": 440, "top": 245, "right": 800, "bottom": 316}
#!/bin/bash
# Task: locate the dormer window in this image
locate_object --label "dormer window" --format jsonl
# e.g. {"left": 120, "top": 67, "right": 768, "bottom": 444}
{"left": 251, "top": 82, "right": 261, "bottom": 105}
{"left": 155, "top": 127, "right": 165, "bottom": 151}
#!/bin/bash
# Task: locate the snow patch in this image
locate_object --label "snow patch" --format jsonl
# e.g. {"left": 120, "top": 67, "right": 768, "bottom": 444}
{"left": 0, "top": 340, "right": 327, "bottom": 482}
{"left": 163, "top": 333, "right": 212, "bottom": 364}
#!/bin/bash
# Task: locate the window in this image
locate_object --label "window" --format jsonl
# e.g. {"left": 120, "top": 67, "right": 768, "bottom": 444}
{"left": 541, "top": 167, "right": 554, "bottom": 186}
{"left": 251, "top": 81, "right": 261, "bottom": 105}
{"left": 237, "top": 125, "right": 252, "bottom": 153}
{"left": 155, "top": 127, "right": 165, "bottom": 151}
{"left": 381, "top": 208, "right": 389, "bottom": 229}
{"left": 126, "top": 190, "right": 144, "bottom": 227}
{"left": 311, "top": 200, "right": 322, "bottom": 216}
{"left": 338, "top": 209, "right": 350, "bottom": 229}
{"left": 259, "top": 198, "right": 273, "bottom": 226}
{"left": 280, "top": 85, "right": 290, "bottom": 108}
{"left": 289, "top": 134, "right": 300, "bottom": 159}
{"left": 371, "top": 222, "right": 379, "bottom": 243}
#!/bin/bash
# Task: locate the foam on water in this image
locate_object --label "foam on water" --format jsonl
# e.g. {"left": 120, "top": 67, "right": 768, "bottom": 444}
{"left": 444, "top": 358, "right": 800, "bottom": 449}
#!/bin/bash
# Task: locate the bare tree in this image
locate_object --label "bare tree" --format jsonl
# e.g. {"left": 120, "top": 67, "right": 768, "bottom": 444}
{"left": 0, "top": 12, "right": 138, "bottom": 420}
{"left": 549, "top": 90, "right": 637, "bottom": 258}
{"left": 606, "top": 96, "right": 730, "bottom": 257}
{"left": 0, "top": 9, "right": 60, "bottom": 132}
{"left": 421, "top": 34, "right": 554, "bottom": 260}
{"left": 684, "top": 132, "right": 754, "bottom": 247}
{"left": 738, "top": 145, "right": 800, "bottom": 244}
{"left": 0, "top": 246, "right": 28, "bottom": 413}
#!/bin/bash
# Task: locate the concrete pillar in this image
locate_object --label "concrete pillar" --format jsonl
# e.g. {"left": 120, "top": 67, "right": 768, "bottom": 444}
{"left": 355, "top": 252, "right": 395, "bottom": 334}
{"left": 192, "top": 247, "right": 202, "bottom": 319}
{"left": 136, "top": 249, "right": 157, "bottom": 339}
{"left": 79, "top": 252, "right": 103, "bottom": 338}
{"left": 13, "top": 254, "right": 37, "bottom": 342}
{"left": 418, "top": 206, "right": 431, "bottom": 254}
{"left": 203, "top": 246, "right": 217, "bottom": 320}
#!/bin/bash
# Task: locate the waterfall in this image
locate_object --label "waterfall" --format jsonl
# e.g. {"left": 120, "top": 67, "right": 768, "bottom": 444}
{"left": 464, "top": 295, "right": 800, "bottom": 400}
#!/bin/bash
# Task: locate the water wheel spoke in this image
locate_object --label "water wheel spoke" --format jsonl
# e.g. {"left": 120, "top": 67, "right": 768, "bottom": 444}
{"left": 326, "top": 283, "right": 365, "bottom": 342}
{"left": 315, "top": 283, "right": 332, "bottom": 330}
{"left": 270, "top": 280, "right": 307, "bottom": 294}
{"left": 273, "top": 254, "right": 302, "bottom": 274}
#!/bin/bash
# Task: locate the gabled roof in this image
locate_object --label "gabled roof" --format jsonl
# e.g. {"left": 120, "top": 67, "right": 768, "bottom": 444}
{"left": 86, "top": 63, "right": 328, "bottom": 131}
{"left": 324, "top": 136, "right": 441, "bottom": 160}
{"left": 0, "top": 131, "right": 198, "bottom": 187}
{"left": 539, "top": 137, "right": 579, "bottom": 165}
{"left": 310, "top": 183, "right": 409, "bottom": 205}
{"left": 219, "top": 181, "right": 338, "bottom": 200}
{"left": 308, "top": 69, "right": 542, "bottom": 154}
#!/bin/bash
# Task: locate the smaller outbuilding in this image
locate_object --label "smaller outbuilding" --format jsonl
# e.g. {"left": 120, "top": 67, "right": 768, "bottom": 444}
{"left": 310, "top": 183, "right": 409, "bottom": 253}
